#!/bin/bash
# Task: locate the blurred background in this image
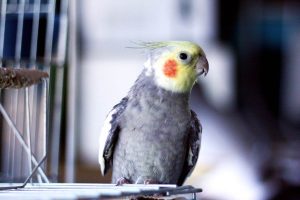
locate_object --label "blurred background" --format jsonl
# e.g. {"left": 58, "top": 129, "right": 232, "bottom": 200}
{"left": 1, "top": 0, "right": 300, "bottom": 200}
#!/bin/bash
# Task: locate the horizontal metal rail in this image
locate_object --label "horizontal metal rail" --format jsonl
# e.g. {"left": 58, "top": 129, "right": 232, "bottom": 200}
{"left": 0, "top": 183, "right": 202, "bottom": 199}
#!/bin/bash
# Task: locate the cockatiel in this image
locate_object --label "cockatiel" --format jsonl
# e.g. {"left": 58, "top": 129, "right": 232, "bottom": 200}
{"left": 98, "top": 41, "right": 209, "bottom": 186}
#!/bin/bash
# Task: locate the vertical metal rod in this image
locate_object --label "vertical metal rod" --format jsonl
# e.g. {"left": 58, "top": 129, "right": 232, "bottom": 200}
{"left": 0, "top": 0, "right": 7, "bottom": 65}
{"left": 5, "top": 95, "right": 12, "bottom": 180}
{"left": 0, "top": 0, "right": 5, "bottom": 178}
{"left": 29, "top": 0, "right": 41, "bottom": 174}
{"left": 29, "top": 87, "right": 37, "bottom": 163}
{"left": 41, "top": 2, "right": 56, "bottom": 172}
{"left": 50, "top": 67, "right": 63, "bottom": 181}
{"left": 44, "top": 0, "right": 56, "bottom": 65}
{"left": 56, "top": 0, "right": 68, "bottom": 65}
{"left": 0, "top": 103, "right": 49, "bottom": 183}
{"left": 30, "top": 0, "right": 41, "bottom": 67}
{"left": 33, "top": 84, "right": 42, "bottom": 183}
{"left": 66, "top": 0, "right": 77, "bottom": 182}
{"left": 25, "top": 88, "right": 33, "bottom": 183}
{"left": 41, "top": 79, "right": 49, "bottom": 183}
{"left": 0, "top": 0, "right": 6, "bottom": 176}
{"left": 37, "top": 170, "right": 42, "bottom": 183}
{"left": 49, "top": 0, "right": 68, "bottom": 180}
{"left": 10, "top": 93, "right": 17, "bottom": 180}
{"left": 14, "top": 0, "right": 26, "bottom": 180}
{"left": 15, "top": 0, "right": 25, "bottom": 67}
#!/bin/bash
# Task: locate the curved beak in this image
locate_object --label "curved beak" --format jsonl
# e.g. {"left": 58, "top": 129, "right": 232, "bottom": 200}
{"left": 196, "top": 56, "right": 209, "bottom": 76}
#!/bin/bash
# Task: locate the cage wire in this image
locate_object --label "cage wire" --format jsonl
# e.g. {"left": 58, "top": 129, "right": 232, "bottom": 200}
{"left": 0, "top": 0, "right": 68, "bottom": 184}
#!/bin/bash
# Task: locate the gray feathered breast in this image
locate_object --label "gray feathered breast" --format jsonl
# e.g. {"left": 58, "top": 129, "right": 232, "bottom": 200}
{"left": 99, "top": 72, "right": 202, "bottom": 185}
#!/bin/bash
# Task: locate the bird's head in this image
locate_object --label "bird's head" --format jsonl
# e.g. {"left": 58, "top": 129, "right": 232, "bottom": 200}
{"left": 142, "top": 41, "right": 209, "bottom": 93}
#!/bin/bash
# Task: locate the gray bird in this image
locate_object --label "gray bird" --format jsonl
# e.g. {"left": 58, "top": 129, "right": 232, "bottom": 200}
{"left": 98, "top": 41, "right": 209, "bottom": 185}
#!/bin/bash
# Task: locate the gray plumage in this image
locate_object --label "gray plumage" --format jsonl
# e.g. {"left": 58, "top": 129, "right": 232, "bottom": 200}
{"left": 101, "top": 71, "right": 201, "bottom": 185}
{"left": 99, "top": 41, "right": 208, "bottom": 186}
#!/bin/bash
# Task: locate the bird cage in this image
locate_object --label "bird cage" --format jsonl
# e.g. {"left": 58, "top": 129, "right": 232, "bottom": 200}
{"left": 0, "top": 0, "right": 68, "bottom": 184}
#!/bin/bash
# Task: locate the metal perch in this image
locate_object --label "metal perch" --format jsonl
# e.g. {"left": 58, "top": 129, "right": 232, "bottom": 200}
{"left": 0, "top": 67, "right": 49, "bottom": 183}
{"left": 0, "top": 67, "right": 49, "bottom": 89}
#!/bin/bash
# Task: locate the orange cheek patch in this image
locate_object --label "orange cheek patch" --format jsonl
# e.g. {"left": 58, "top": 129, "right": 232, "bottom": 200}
{"left": 163, "top": 59, "right": 177, "bottom": 78}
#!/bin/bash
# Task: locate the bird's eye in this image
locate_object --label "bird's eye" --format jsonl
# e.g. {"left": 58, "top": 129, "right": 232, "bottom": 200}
{"left": 178, "top": 51, "right": 192, "bottom": 64}
{"left": 179, "top": 52, "right": 188, "bottom": 60}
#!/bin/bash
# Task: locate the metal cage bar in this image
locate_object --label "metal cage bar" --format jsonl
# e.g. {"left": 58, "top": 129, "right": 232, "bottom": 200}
{"left": 0, "top": 0, "right": 68, "bottom": 184}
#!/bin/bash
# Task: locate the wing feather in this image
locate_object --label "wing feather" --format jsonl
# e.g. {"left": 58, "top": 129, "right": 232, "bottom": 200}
{"left": 177, "top": 110, "right": 202, "bottom": 185}
{"left": 98, "top": 97, "right": 128, "bottom": 175}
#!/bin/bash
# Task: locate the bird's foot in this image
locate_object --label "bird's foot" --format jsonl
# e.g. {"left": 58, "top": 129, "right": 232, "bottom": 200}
{"left": 116, "top": 177, "right": 131, "bottom": 186}
{"left": 144, "top": 179, "right": 159, "bottom": 184}
{"left": 135, "top": 176, "right": 159, "bottom": 184}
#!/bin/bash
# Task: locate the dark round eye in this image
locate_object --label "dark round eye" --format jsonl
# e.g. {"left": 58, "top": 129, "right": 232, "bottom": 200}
{"left": 179, "top": 52, "right": 188, "bottom": 60}
{"left": 178, "top": 51, "right": 192, "bottom": 64}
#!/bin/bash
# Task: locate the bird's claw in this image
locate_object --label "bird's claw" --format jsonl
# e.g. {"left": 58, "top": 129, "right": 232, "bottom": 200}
{"left": 116, "top": 177, "right": 131, "bottom": 186}
{"left": 144, "top": 179, "right": 159, "bottom": 184}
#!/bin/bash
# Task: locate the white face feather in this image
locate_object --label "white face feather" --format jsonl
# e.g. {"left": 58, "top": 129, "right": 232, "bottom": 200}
{"left": 143, "top": 57, "right": 153, "bottom": 76}
{"left": 98, "top": 108, "right": 117, "bottom": 175}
